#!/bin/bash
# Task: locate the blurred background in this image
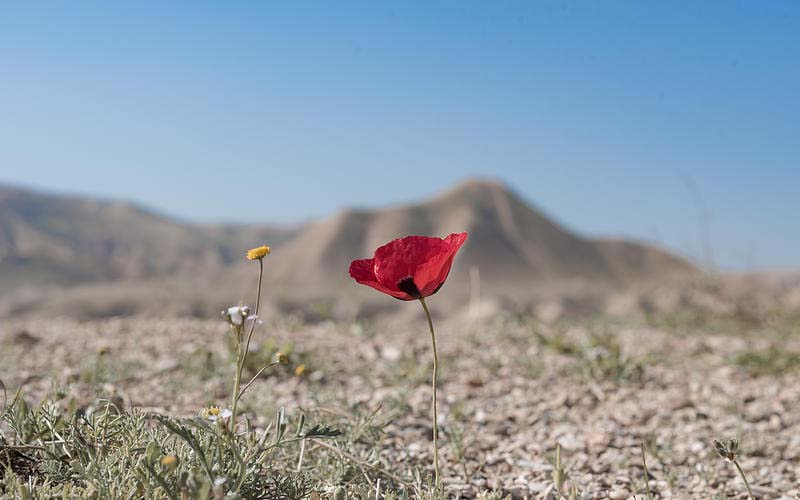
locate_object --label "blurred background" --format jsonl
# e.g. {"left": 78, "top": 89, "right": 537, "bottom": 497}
{"left": 1, "top": 2, "right": 798, "bottom": 321}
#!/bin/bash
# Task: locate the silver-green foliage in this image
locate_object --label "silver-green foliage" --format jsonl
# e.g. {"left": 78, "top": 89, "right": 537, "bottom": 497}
{"left": 0, "top": 396, "right": 339, "bottom": 499}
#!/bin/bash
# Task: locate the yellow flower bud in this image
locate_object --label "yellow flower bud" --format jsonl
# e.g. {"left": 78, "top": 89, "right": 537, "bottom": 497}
{"left": 275, "top": 352, "right": 289, "bottom": 365}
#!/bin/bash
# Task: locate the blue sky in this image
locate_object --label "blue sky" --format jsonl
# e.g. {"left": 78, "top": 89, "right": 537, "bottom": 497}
{"left": 0, "top": 2, "right": 798, "bottom": 270}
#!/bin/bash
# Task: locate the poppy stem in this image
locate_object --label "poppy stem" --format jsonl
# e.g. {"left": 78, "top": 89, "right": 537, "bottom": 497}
{"left": 419, "top": 297, "right": 441, "bottom": 490}
{"left": 231, "top": 258, "right": 264, "bottom": 432}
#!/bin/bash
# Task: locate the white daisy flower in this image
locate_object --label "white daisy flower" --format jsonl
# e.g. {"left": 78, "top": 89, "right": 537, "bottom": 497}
{"left": 201, "top": 406, "right": 233, "bottom": 423}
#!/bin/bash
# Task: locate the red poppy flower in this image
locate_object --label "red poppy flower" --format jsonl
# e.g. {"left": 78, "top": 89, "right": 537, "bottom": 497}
{"left": 349, "top": 232, "right": 468, "bottom": 301}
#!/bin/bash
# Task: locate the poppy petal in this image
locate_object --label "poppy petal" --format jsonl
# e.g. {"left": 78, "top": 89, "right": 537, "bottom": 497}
{"left": 349, "top": 258, "right": 378, "bottom": 283}
{"left": 416, "top": 232, "right": 468, "bottom": 296}
{"left": 350, "top": 232, "right": 467, "bottom": 301}
{"left": 373, "top": 236, "right": 450, "bottom": 293}
{"left": 349, "top": 258, "right": 414, "bottom": 300}
{"left": 444, "top": 231, "right": 469, "bottom": 249}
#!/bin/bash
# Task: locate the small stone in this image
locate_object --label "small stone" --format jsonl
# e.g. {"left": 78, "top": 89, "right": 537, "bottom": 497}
{"left": 381, "top": 345, "right": 401, "bottom": 362}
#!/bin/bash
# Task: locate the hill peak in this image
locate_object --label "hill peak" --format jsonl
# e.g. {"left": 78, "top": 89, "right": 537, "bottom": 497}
{"left": 435, "top": 176, "right": 512, "bottom": 200}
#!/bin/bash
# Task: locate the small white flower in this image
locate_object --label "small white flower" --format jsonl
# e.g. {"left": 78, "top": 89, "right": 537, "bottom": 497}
{"left": 222, "top": 305, "right": 250, "bottom": 326}
{"left": 227, "top": 306, "right": 245, "bottom": 326}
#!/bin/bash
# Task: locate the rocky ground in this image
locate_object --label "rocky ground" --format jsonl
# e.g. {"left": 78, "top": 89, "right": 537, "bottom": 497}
{"left": 1, "top": 311, "right": 799, "bottom": 499}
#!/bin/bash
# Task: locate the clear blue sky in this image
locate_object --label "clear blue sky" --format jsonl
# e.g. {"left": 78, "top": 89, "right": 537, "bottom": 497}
{"left": 1, "top": 2, "right": 798, "bottom": 270}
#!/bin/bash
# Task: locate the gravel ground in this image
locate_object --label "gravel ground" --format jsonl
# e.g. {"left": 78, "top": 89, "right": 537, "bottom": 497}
{"left": 1, "top": 313, "right": 799, "bottom": 499}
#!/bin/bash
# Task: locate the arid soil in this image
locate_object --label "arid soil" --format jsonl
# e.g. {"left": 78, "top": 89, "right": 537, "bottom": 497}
{"left": 2, "top": 312, "right": 799, "bottom": 499}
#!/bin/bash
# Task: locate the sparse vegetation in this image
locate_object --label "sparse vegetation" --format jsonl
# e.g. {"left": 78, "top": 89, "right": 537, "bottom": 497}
{"left": 730, "top": 346, "right": 800, "bottom": 376}
{"left": 532, "top": 324, "right": 646, "bottom": 382}
{"left": 4, "top": 308, "right": 800, "bottom": 498}
{"left": 2, "top": 237, "right": 799, "bottom": 499}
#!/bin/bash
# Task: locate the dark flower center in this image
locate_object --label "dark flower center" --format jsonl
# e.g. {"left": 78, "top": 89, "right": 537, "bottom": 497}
{"left": 397, "top": 277, "right": 421, "bottom": 299}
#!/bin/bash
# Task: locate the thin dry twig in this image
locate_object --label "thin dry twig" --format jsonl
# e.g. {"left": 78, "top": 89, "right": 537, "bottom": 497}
{"left": 0, "top": 378, "right": 6, "bottom": 414}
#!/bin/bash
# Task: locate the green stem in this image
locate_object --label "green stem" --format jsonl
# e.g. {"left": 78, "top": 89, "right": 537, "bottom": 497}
{"left": 230, "top": 259, "right": 264, "bottom": 432}
{"left": 419, "top": 297, "right": 440, "bottom": 489}
{"left": 230, "top": 343, "right": 243, "bottom": 433}
{"left": 242, "top": 259, "right": 264, "bottom": 360}
{"left": 237, "top": 361, "right": 279, "bottom": 399}
{"left": 734, "top": 460, "right": 756, "bottom": 500}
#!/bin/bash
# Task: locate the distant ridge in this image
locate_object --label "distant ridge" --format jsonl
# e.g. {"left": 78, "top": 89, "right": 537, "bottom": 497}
{"left": 0, "top": 178, "right": 695, "bottom": 318}
{"left": 0, "top": 183, "right": 298, "bottom": 294}
{"left": 263, "top": 178, "right": 694, "bottom": 298}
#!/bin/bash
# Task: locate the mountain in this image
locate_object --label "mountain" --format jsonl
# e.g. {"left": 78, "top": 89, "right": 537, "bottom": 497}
{"left": 0, "top": 184, "right": 299, "bottom": 295}
{"left": 259, "top": 179, "right": 694, "bottom": 309}
{"left": 0, "top": 179, "right": 697, "bottom": 319}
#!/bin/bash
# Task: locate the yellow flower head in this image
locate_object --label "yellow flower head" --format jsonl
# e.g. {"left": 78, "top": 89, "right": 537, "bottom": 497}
{"left": 275, "top": 352, "right": 289, "bottom": 365}
{"left": 247, "top": 245, "right": 271, "bottom": 260}
{"left": 160, "top": 454, "right": 178, "bottom": 469}
{"left": 294, "top": 363, "right": 306, "bottom": 376}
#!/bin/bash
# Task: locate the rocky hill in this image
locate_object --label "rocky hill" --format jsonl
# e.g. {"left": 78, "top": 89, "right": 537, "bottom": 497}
{"left": 0, "top": 179, "right": 699, "bottom": 319}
